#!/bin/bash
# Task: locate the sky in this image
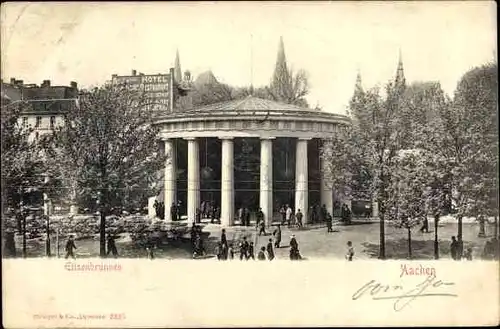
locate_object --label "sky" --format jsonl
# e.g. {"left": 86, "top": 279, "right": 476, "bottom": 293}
{"left": 1, "top": 1, "right": 497, "bottom": 114}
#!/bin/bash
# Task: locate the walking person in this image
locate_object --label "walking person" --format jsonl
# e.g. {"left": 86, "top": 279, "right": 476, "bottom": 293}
{"left": 326, "top": 212, "right": 333, "bottom": 233}
{"left": 247, "top": 241, "right": 255, "bottom": 260}
{"left": 266, "top": 238, "right": 275, "bottom": 260}
{"left": 256, "top": 207, "right": 264, "bottom": 227}
{"left": 295, "top": 209, "right": 303, "bottom": 229}
{"left": 106, "top": 234, "right": 118, "bottom": 258}
{"left": 279, "top": 205, "right": 286, "bottom": 225}
{"left": 345, "top": 241, "right": 354, "bottom": 261}
{"left": 450, "top": 236, "right": 459, "bottom": 260}
{"left": 221, "top": 228, "right": 228, "bottom": 260}
{"left": 228, "top": 244, "right": 235, "bottom": 260}
{"left": 215, "top": 242, "right": 223, "bottom": 260}
{"left": 289, "top": 235, "right": 301, "bottom": 260}
{"left": 65, "top": 235, "right": 77, "bottom": 259}
{"left": 257, "top": 246, "right": 267, "bottom": 260}
{"left": 286, "top": 205, "right": 293, "bottom": 228}
{"left": 258, "top": 219, "right": 267, "bottom": 236}
{"left": 419, "top": 217, "right": 429, "bottom": 233}
{"left": 464, "top": 247, "right": 473, "bottom": 261}
{"left": 273, "top": 224, "right": 282, "bottom": 248}
{"left": 239, "top": 237, "right": 249, "bottom": 260}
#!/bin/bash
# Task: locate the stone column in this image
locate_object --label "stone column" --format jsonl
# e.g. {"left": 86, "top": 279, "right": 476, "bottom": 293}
{"left": 260, "top": 137, "right": 274, "bottom": 226}
{"left": 220, "top": 137, "right": 234, "bottom": 226}
{"left": 186, "top": 138, "right": 200, "bottom": 224}
{"left": 320, "top": 150, "right": 334, "bottom": 217}
{"left": 295, "top": 138, "right": 309, "bottom": 223}
{"left": 164, "top": 139, "right": 177, "bottom": 222}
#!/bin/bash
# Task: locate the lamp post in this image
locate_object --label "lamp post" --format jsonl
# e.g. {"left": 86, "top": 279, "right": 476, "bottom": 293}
{"left": 44, "top": 174, "right": 51, "bottom": 257}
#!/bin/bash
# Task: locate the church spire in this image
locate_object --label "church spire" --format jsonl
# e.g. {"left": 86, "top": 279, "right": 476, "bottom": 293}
{"left": 174, "top": 49, "right": 182, "bottom": 83}
{"left": 395, "top": 48, "right": 406, "bottom": 89}
{"left": 270, "top": 36, "right": 291, "bottom": 101}
{"left": 355, "top": 69, "right": 364, "bottom": 95}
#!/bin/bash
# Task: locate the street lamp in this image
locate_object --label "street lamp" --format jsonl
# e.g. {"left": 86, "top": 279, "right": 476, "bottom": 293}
{"left": 43, "top": 174, "right": 51, "bottom": 257}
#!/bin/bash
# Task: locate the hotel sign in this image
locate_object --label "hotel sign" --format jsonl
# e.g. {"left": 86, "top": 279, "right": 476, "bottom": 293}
{"left": 111, "top": 73, "right": 172, "bottom": 111}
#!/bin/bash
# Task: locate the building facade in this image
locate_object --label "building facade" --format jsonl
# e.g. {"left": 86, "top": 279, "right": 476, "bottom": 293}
{"left": 1, "top": 78, "right": 78, "bottom": 142}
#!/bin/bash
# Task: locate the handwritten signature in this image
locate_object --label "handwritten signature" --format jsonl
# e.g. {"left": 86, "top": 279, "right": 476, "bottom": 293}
{"left": 352, "top": 274, "right": 457, "bottom": 311}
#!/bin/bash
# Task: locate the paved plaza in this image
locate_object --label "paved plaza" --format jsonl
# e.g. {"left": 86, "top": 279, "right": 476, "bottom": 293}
{"left": 13, "top": 218, "right": 496, "bottom": 260}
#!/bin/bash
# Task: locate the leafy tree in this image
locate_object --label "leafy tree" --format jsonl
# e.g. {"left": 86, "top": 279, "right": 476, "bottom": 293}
{"left": 1, "top": 100, "right": 45, "bottom": 212}
{"left": 322, "top": 82, "right": 406, "bottom": 258}
{"left": 44, "top": 83, "right": 167, "bottom": 256}
{"left": 429, "top": 63, "right": 498, "bottom": 256}
{"left": 386, "top": 150, "right": 430, "bottom": 259}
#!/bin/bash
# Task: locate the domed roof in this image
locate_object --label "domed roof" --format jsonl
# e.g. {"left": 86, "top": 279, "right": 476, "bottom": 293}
{"left": 155, "top": 96, "right": 350, "bottom": 126}
{"left": 182, "top": 96, "right": 311, "bottom": 114}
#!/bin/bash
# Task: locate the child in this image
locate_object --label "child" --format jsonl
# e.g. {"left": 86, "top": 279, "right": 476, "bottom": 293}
{"left": 257, "top": 246, "right": 266, "bottom": 260}
{"left": 146, "top": 246, "right": 155, "bottom": 260}
{"left": 464, "top": 247, "right": 473, "bottom": 261}
{"left": 215, "top": 242, "right": 222, "bottom": 260}
{"left": 345, "top": 241, "right": 354, "bottom": 261}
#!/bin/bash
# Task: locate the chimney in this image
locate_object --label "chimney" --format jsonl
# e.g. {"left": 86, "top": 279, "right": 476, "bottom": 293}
{"left": 42, "top": 80, "right": 51, "bottom": 87}
{"left": 132, "top": 69, "right": 137, "bottom": 76}
{"left": 70, "top": 81, "right": 78, "bottom": 89}
{"left": 10, "top": 78, "right": 16, "bottom": 84}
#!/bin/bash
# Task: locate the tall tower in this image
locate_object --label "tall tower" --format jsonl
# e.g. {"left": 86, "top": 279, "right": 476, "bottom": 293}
{"left": 270, "top": 36, "right": 291, "bottom": 101}
{"left": 174, "top": 49, "right": 182, "bottom": 83}
{"left": 394, "top": 48, "right": 406, "bottom": 91}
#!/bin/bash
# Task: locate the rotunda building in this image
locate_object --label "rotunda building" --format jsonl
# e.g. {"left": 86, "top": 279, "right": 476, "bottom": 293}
{"left": 152, "top": 96, "right": 350, "bottom": 227}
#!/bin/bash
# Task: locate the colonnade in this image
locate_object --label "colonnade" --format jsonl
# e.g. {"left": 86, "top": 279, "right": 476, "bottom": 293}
{"left": 162, "top": 137, "right": 334, "bottom": 227}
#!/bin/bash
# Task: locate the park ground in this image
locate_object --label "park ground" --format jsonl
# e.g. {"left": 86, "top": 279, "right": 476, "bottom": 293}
{"left": 7, "top": 217, "right": 498, "bottom": 260}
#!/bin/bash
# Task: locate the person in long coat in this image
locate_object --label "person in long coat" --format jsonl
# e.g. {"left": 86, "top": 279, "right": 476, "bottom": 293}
{"left": 273, "top": 224, "right": 282, "bottom": 248}
{"left": 266, "top": 238, "right": 275, "bottom": 260}
{"left": 65, "top": 235, "right": 77, "bottom": 259}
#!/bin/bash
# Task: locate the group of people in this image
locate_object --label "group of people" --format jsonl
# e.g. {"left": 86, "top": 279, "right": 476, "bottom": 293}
{"left": 214, "top": 226, "right": 303, "bottom": 261}
{"left": 278, "top": 204, "right": 304, "bottom": 228}
{"left": 199, "top": 200, "right": 221, "bottom": 224}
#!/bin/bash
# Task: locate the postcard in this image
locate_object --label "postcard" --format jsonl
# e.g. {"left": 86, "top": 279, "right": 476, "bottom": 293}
{"left": 1, "top": 1, "right": 498, "bottom": 327}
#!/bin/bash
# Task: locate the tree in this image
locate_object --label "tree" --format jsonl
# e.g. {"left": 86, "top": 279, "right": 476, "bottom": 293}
{"left": 322, "top": 82, "right": 406, "bottom": 259}
{"left": 44, "top": 83, "right": 167, "bottom": 256}
{"left": 1, "top": 100, "right": 46, "bottom": 212}
{"left": 430, "top": 63, "right": 498, "bottom": 257}
{"left": 387, "top": 150, "right": 431, "bottom": 259}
